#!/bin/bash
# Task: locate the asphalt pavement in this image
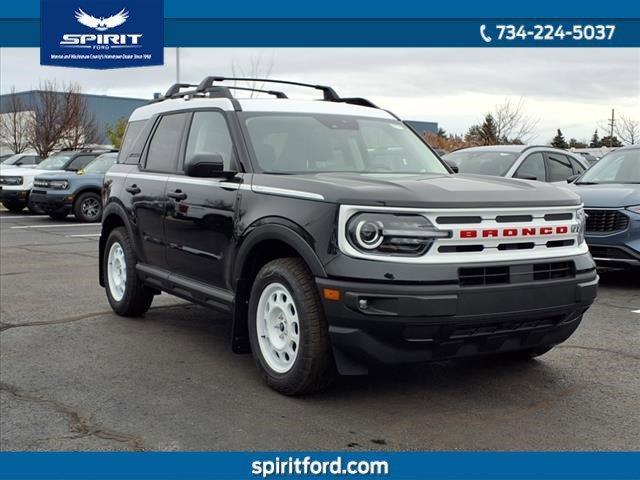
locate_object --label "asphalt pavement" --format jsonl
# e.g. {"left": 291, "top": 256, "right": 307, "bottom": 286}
{"left": 1, "top": 212, "right": 638, "bottom": 451}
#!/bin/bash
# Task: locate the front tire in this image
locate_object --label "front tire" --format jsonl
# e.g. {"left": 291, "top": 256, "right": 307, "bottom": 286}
{"left": 248, "top": 257, "right": 335, "bottom": 395}
{"left": 103, "top": 227, "right": 154, "bottom": 317}
{"left": 74, "top": 192, "right": 102, "bottom": 222}
{"left": 48, "top": 210, "right": 68, "bottom": 221}
{"left": 2, "top": 200, "right": 25, "bottom": 213}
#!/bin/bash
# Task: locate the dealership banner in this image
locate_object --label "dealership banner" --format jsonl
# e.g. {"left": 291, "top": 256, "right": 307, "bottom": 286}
{"left": 1, "top": 452, "right": 640, "bottom": 479}
{"left": 0, "top": 1, "right": 639, "bottom": 49}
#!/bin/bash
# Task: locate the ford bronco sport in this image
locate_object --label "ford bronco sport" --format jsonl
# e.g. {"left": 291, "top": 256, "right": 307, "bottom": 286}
{"left": 99, "top": 77, "right": 598, "bottom": 395}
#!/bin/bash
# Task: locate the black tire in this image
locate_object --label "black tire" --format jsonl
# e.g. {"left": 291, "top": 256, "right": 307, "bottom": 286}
{"left": 248, "top": 257, "right": 335, "bottom": 395}
{"left": 501, "top": 345, "right": 554, "bottom": 361}
{"left": 27, "top": 197, "right": 45, "bottom": 215}
{"left": 48, "top": 210, "right": 68, "bottom": 221}
{"left": 2, "top": 200, "right": 25, "bottom": 213}
{"left": 103, "top": 227, "right": 154, "bottom": 317}
{"left": 74, "top": 192, "right": 103, "bottom": 222}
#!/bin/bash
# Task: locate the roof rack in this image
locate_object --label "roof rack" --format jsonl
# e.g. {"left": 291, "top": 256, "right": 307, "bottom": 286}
{"left": 154, "top": 76, "right": 380, "bottom": 110}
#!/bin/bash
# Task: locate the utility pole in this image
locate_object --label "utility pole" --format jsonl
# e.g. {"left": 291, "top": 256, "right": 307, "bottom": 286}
{"left": 176, "top": 48, "right": 180, "bottom": 83}
{"left": 607, "top": 108, "right": 615, "bottom": 147}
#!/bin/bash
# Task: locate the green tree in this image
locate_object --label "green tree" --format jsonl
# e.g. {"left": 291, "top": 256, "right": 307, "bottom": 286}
{"left": 589, "top": 130, "right": 601, "bottom": 148}
{"left": 465, "top": 114, "right": 499, "bottom": 146}
{"left": 599, "top": 135, "right": 623, "bottom": 148}
{"left": 551, "top": 129, "right": 569, "bottom": 149}
{"left": 569, "top": 138, "right": 587, "bottom": 149}
{"left": 107, "top": 117, "right": 127, "bottom": 149}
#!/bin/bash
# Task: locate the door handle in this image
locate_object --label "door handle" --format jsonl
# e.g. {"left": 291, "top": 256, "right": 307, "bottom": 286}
{"left": 126, "top": 184, "right": 141, "bottom": 195}
{"left": 168, "top": 190, "right": 187, "bottom": 201}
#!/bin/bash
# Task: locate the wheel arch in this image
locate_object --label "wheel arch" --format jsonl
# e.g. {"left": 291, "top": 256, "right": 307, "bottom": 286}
{"left": 230, "top": 222, "right": 327, "bottom": 353}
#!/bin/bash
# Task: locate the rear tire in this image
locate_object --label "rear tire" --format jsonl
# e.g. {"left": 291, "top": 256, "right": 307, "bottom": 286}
{"left": 74, "top": 192, "right": 102, "bottom": 222}
{"left": 248, "top": 257, "right": 335, "bottom": 395}
{"left": 103, "top": 227, "right": 154, "bottom": 317}
{"left": 2, "top": 200, "right": 25, "bottom": 213}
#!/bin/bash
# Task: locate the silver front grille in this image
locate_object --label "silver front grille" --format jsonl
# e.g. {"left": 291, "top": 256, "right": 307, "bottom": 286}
{"left": 338, "top": 204, "right": 588, "bottom": 264}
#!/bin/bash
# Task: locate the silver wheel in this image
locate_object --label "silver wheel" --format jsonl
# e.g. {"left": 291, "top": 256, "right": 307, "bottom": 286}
{"left": 256, "top": 282, "right": 300, "bottom": 373}
{"left": 81, "top": 197, "right": 100, "bottom": 219}
{"left": 107, "top": 241, "right": 127, "bottom": 302}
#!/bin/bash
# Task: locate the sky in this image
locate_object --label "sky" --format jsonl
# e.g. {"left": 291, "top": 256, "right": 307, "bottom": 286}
{"left": 1, "top": 47, "right": 638, "bottom": 143}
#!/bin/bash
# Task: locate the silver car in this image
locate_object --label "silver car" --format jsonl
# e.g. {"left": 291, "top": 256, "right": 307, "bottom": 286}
{"left": 443, "top": 145, "right": 589, "bottom": 183}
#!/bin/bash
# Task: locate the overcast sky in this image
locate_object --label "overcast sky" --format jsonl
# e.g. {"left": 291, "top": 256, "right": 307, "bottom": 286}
{"left": 1, "top": 47, "right": 638, "bottom": 143}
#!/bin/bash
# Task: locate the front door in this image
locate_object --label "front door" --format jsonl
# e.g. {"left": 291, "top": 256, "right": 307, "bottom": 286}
{"left": 164, "top": 110, "right": 243, "bottom": 290}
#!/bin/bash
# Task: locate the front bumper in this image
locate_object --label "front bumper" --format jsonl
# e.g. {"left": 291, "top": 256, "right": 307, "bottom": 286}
{"left": 0, "top": 187, "right": 29, "bottom": 202}
{"left": 317, "top": 253, "right": 598, "bottom": 373}
{"left": 29, "top": 191, "right": 73, "bottom": 212}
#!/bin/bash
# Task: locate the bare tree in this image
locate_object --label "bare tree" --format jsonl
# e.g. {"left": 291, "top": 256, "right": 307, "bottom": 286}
{"left": 492, "top": 98, "right": 539, "bottom": 144}
{"left": 231, "top": 53, "right": 275, "bottom": 97}
{"left": 0, "top": 87, "right": 31, "bottom": 153}
{"left": 59, "top": 85, "right": 100, "bottom": 149}
{"left": 615, "top": 114, "right": 639, "bottom": 145}
{"left": 27, "top": 81, "right": 99, "bottom": 158}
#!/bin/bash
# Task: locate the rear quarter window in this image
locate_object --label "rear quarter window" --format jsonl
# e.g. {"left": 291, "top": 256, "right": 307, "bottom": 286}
{"left": 119, "top": 120, "right": 146, "bottom": 165}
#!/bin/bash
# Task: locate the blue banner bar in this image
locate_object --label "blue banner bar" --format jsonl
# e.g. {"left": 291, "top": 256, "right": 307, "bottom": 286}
{"left": 1, "top": 452, "right": 640, "bottom": 480}
{"left": 2, "top": 0, "right": 639, "bottom": 19}
{"left": 1, "top": 19, "right": 640, "bottom": 47}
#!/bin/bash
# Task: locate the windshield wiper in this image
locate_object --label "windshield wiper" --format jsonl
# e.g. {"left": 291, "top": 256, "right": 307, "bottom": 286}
{"left": 575, "top": 181, "right": 600, "bottom": 185}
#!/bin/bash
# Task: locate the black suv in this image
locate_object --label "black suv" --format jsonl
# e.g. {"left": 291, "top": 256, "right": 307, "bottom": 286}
{"left": 100, "top": 77, "right": 598, "bottom": 395}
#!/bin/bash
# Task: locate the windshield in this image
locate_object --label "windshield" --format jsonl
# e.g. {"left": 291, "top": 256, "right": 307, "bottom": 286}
{"left": 577, "top": 149, "right": 640, "bottom": 184}
{"left": 443, "top": 150, "right": 519, "bottom": 176}
{"left": 1, "top": 154, "right": 23, "bottom": 165}
{"left": 36, "top": 155, "right": 72, "bottom": 171}
{"left": 242, "top": 113, "right": 448, "bottom": 174}
{"left": 83, "top": 154, "right": 117, "bottom": 173}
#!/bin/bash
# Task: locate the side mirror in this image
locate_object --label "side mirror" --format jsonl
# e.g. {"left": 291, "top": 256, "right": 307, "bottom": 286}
{"left": 184, "top": 153, "right": 234, "bottom": 178}
{"left": 515, "top": 173, "right": 538, "bottom": 181}
{"left": 566, "top": 174, "right": 580, "bottom": 183}
{"left": 444, "top": 160, "right": 459, "bottom": 173}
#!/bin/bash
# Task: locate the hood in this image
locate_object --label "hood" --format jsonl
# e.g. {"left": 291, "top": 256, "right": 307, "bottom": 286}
{"left": 567, "top": 183, "right": 640, "bottom": 208}
{"left": 255, "top": 173, "right": 582, "bottom": 208}
{"left": 35, "top": 171, "right": 103, "bottom": 181}
{"left": 1, "top": 167, "right": 62, "bottom": 177}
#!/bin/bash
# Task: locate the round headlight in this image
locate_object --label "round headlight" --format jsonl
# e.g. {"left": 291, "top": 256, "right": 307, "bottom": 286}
{"left": 355, "top": 219, "right": 384, "bottom": 249}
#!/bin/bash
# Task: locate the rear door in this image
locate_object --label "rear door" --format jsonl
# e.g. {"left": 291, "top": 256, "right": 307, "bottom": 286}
{"left": 130, "top": 112, "right": 189, "bottom": 268}
{"left": 164, "top": 110, "right": 243, "bottom": 290}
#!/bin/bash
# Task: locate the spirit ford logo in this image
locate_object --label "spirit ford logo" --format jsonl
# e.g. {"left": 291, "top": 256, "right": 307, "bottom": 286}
{"left": 459, "top": 226, "right": 570, "bottom": 239}
{"left": 59, "top": 8, "right": 142, "bottom": 47}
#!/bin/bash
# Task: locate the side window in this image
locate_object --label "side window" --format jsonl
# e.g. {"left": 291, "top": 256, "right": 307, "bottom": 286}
{"left": 25, "top": 156, "right": 39, "bottom": 165}
{"left": 569, "top": 157, "right": 586, "bottom": 174}
{"left": 67, "top": 155, "right": 96, "bottom": 170}
{"left": 145, "top": 113, "right": 188, "bottom": 172}
{"left": 119, "top": 120, "right": 145, "bottom": 164}
{"left": 515, "top": 152, "right": 545, "bottom": 181}
{"left": 185, "top": 111, "right": 235, "bottom": 170}
{"left": 546, "top": 153, "right": 574, "bottom": 182}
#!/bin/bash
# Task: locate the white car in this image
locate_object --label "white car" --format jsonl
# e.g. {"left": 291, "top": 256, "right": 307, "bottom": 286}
{"left": 0, "top": 151, "right": 102, "bottom": 213}
{"left": 0, "top": 152, "right": 41, "bottom": 170}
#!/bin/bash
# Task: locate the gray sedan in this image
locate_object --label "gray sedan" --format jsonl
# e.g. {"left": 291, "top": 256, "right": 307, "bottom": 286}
{"left": 443, "top": 145, "right": 589, "bottom": 183}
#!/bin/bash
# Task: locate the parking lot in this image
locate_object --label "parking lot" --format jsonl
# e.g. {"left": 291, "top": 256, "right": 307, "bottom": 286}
{"left": 0, "top": 211, "right": 638, "bottom": 451}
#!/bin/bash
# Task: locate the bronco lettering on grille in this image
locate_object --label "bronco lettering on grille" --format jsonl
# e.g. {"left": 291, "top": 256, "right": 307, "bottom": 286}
{"left": 459, "top": 226, "right": 569, "bottom": 239}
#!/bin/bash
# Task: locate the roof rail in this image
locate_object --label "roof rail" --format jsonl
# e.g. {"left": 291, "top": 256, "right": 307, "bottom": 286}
{"left": 196, "top": 76, "right": 340, "bottom": 101}
{"left": 154, "top": 76, "right": 381, "bottom": 111}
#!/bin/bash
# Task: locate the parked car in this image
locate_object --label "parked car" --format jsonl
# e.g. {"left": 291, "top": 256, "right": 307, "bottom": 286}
{"left": 0, "top": 152, "right": 40, "bottom": 169}
{"left": 443, "top": 145, "right": 589, "bottom": 183}
{"left": 99, "top": 77, "right": 597, "bottom": 395}
{"left": 30, "top": 152, "right": 119, "bottom": 221}
{"left": 567, "top": 144, "right": 639, "bottom": 269}
{"left": 0, "top": 150, "right": 105, "bottom": 213}
{"left": 571, "top": 147, "right": 617, "bottom": 164}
